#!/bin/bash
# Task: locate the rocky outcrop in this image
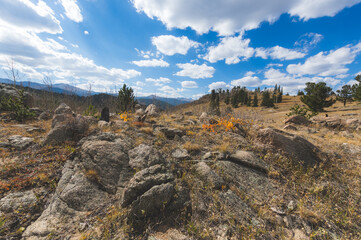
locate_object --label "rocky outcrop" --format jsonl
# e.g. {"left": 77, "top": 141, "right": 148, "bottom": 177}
{"left": 192, "top": 162, "right": 225, "bottom": 189}
{"left": 128, "top": 144, "right": 165, "bottom": 169}
{"left": 23, "top": 133, "right": 132, "bottom": 239}
{"left": 257, "top": 128, "right": 320, "bottom": 166}
{"left": 155, "top": 127, "right": 186, "bottom": 140}
{"left": 43, "top": 103, "right": 89, "bottom": 145}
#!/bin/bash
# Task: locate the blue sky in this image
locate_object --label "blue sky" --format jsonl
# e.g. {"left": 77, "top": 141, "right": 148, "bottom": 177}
{"left": 0, "top": 0, "right": 361, "bottom": 98}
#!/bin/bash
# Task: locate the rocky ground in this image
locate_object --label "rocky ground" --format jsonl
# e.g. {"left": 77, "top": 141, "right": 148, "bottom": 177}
{"left": 0, "top": 99, "right": 360, "bottom": 239}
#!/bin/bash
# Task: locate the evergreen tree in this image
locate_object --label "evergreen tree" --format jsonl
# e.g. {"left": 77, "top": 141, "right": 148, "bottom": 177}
{"left": 261, "top": 91, "right": 274, "bottom": 107}
{"left": 231, "top": 93, "right": 238, "bottom": 108}
{"left": 118, "top": 84, "right": 135, "bottom": 112}
{"left": 301, "top": 82, "right": 335, "bottom": 112}
{"left": 252, "top": 94, "right": 258, "bottom": 107}
{"left": 352, "top": 75, "right": 361, "bottom": 101}
{"left": 247, "top": 96, "right": 252, "bottom": 106}
{"left": 336, "top": 85, "right": 353, "bottom": 106}
{"left": 225, "top": 89, "right": 230, "bottom": 105}
{"left": 209, "top": 89, "right": 220, "bottom": 115}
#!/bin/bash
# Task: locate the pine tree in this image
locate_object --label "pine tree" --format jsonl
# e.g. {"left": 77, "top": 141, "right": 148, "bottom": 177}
{"left": 336, "top": 85, "right": 353, "bottom": 106}
{"left": 118, "top": 84, "right": 135, "bottom": 112}
{"left": 252, "top": 94, "right": 258, "bottom": 107}
{"left": 261, "top": 91, "right": 274, "bottom": 107}
{"left": 247, "top": 96, "right": 252, "bottom": 106}
{"left": 225, "top": 89, "right": 230, "bottom": 105}
{"left": 301, "top": 82, "right": 335, "bottom": 112}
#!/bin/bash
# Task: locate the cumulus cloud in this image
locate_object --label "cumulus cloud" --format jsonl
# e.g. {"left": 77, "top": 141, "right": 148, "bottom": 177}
{"left": 59, "top": 0, "right": 83, "bottom": 23}
{"left": 132, "top": 59, "right": 169, "bottom": 67}
{"left": 151, "top": 35, "right": 199, "bottom": 56}
{"left": 231, "top": 76, "right": 261, "bottom": 87}
{"left": 204, "top": 36, "right": 254, "bottom": 64}
{"left": 84, "top": 30, "right": 89, "bottom": 35}
{"left": 262, "top": 68, "right": 342, "bottom": 94}
{"left": 0, "top": 0, "right": 62, "bottom": 34}
{"left": 0, "top": 18, "right": 140, "bottom": 92}
{"left": 208, "top": 81, "right": 230, "bottom": 91}
{"left": 181, "top": 81, "right": 198, "bottom": 88}
{"left": 132, "top": 0, "right": 361, "bottom": 35}
{"left": 287, "top": 43, "right": 361, "bottom": 77}
{"left": 256, "top": 46, "right": 306, "bottom": 60}
{"left": 159, "top": 85, "right": 184, "bottom": 97}
{"left": 205, "top": 35, "right": 306, "bottom": 64}
{"left": 175, "top": 63, "right": 215, "bottom": 79}
{"left": 145, "top": 77, "right": 171, "bottom": 86}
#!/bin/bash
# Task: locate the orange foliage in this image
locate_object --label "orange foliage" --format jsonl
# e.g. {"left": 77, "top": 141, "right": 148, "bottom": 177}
{"left": 202, "top": 116, "right": 252, "bottom": 134}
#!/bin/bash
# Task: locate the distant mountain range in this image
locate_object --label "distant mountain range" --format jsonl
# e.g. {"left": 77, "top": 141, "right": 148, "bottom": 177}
{"left": 0, "top": 78, "right": 193, "bottom": 107}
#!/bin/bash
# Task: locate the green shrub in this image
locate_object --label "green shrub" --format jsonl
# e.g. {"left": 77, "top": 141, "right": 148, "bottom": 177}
{"left": 0, "top": 89, "right": 35, "bottom": 122}
{"left": 84, "top": 104, "right": 97, "bottom": 117}
{"left": 286, "top": 104, "right": 318, "bottom": 119}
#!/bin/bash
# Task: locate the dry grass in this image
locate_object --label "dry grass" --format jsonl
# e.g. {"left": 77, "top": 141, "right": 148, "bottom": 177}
{"left": 183, "top": 141, "right": 202, "bottom": 154}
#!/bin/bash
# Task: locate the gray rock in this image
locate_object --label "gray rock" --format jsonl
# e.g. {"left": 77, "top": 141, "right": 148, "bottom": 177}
{"left": 202, "top": 151, "right": 226, "bottom": 160}
{"left": 129, "top": 182, "right": 175, "bottom": 218}
{"left": 257, "top": 128, "right": 320, "bottom": 166}
{"left": 228, "top": 151, "right": 268, "bottom": 174}
{"left": 44, "top": 104, "right": 89, "bottom": 145}
{"left": 0, "top": 190, "right": 38, "bottom": 213}
{"left": 23, "top": 134, "right": 132, "bottom": 239}
{"left": 199, "top": 112, "right": 208, "bottom": 123}
{"left": 1, "top": 135, "right": 34, "bottom": 150}
{"left": 129, "top": 144, "right": 165, "bottom": 169}
{"left": 284, "top": 124, "right": 297, "bottom": 131}
{"left": 156, "top": 127, "right": 186, "bottom": 140}
{"left": 122, "top": 164, "right": 174, "bottom": 207}
{"left": 284, "top": 115, "right": 310, "bottom": 126}
{"left": 38, "top": 111, "right": 52, "bottom": 121}
{"left": 145, "top": 104, "right": 158, "bottom": 117}
{"left": 80, "top": 140, "right": 131, "bottom": 193}
{"left": 98, "top": 120, "right": 110, "bottom": 128}
{"left": 192, "top": 162, "right": 225, "bottom": 189}
{"left": 172, "top": 148, "right": 189, "bottom": 160}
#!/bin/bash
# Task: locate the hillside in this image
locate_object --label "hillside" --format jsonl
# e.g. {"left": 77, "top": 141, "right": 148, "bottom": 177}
{"left": 0, "top": 84, "right": 360, "bottom": 239}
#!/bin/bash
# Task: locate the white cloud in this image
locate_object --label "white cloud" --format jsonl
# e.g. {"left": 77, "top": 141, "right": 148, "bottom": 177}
{"left": 84, "top": 30, "right": 89, "bottom": 35}
{"left": 159, "top": 85, "right": 183, "bottom": 97}
{"left": 132, "top": 0, "right": 361, "bottom": 35}
{"left": 287, "top": 43, "right": 361, "bottom": 77}
{"left": 262, "top": 68, "right": 342, "bottom": 94}
{"left": 136, "top": 81, "right": 145, "bottom": 86}
{"left": 205, "top": 36, "right": 305, "bottom": 64}
{"left": 151, "top": 35, "right": 199, "bottom": 56}
{"left": 204, "top": 36, "right": 254, "bottom": 64}
{"left": 175, "top": 63, "right": 215, "bottom": 79}
{"left": 231, "top": 76, "right": 261, "bottom": 87}
{"left": 266, "top": 63, "right": 284, "bottom": 68}
{"left": 59, "top": 0, "right": 83, "bottom": 23}
{"left": 256, "top": 46, "right": 306, "bottom": 60}
{"left": 295, "top": 33, "right": 323, "bottom": 51}
{"left": 145, "top": 77, "right": 171, "bottom": 86}
{"left": 181, "top": 81, "right": 198, "bottom": 88}
{"left": 208, "top": 81, "right": 230, "bottom": 91}
{"left": 132, "top": 59, "right": 169, "bottom": 67}
{"left": 0, "top": 0, "right": 62, "bottom": 34}
{"left": 0, "top": 25, "right": 140, "bottom": 92}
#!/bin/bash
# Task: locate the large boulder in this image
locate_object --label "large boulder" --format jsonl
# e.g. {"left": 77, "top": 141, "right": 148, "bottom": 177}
{"left": 145, "top": 104, "right": 158, "bottom": 117}
{"left": 0, "top": 83, "right": 33, "bottom": 107}
{"left": 284, "top": 115, "right": 310, "bottom": 126}
{"left": 257, "top": 128, "right": 320, "bottom": 166}
{"left": 311, "top": 117, "right": 341, "bottom": 129}
{"left": 23, "top": 133, "right": 132, "bottom": 239}
{"left": 44, "top": 103, "right": 89, "bottom": 145}
{"left": 0, "top": 190, "right": 38, "bottom": 213}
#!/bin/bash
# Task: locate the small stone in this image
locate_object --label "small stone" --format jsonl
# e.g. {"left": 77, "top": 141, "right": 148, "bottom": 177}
{"left": 172, "top": 148, "right": 189, "bottom": 160}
